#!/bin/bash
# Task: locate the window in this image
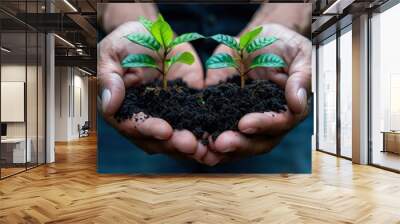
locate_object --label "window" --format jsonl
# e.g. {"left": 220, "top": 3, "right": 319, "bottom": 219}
{"left": 317, "top": 35, "right": 337, "bottom": 154}
{"left": 370, "top": 3, "right": 400, "bottom": 171}
{"left": 339, "top": 27, "right": 352, "bottom": 158}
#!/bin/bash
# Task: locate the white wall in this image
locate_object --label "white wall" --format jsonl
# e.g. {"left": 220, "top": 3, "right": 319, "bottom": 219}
{"left": 1, "top": 66, "right": 26, "bottom": 129}
{"left": 55, "top": 66, "right": 69, "bottom": 141}
{"left": 1, "top": 65, "right": 26, "bottom": 141}
{"left": 54, "top": 67, "right": 89, "bottom": 141}
{"left": 72, "top": 73, "right": 89, "bottom": 138}
{"left": 1, "top": 65, "right": 41, "bottom": 137}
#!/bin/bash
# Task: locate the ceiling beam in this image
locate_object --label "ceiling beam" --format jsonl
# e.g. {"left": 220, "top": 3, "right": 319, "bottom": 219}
{"left": 67, "top": 13, "right": 96, "bottom": 46}
{"left": 55, "top": 55, "right": 96, "bottom": 70}
{"left": 312, "top": 15, "right": 335, "bottom": 33}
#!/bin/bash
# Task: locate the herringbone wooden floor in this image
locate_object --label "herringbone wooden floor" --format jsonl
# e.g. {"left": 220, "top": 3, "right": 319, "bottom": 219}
{"left": 1, "top": 135, "right": 400, "bottom": 224}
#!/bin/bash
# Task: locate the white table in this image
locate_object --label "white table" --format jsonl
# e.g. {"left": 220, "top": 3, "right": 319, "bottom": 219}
{"left": 1, "top": 138, "right": 31, "bottom": 163}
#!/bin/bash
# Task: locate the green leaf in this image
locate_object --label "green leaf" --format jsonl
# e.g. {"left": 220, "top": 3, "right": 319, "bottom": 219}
{"left": 250, "top": 53, "right": 286, "bottom": 69}
{"left": 125, "top": 33, "right": 161, "bottom": 51}
{"left": 169, "top": 33, "right": 204, "bottom": 47}
{"left": 166, "top": 52, "right": 194, "bottom": 69}
{"left": 121, "top": 54, "right": 158, "bottom": 69}
{"left": 206, "top": 53, "right": 238, "bottom": 69}
{"left": 245, "top": 36, "right": 278, "bottom": 54}
{"left": 151, "top": 14, "right": 173, "bottom": 48}
{"left": 210, "top": 34, "right": 239, "bottom": 51}
{"left": 239, "top": 26, "right": 262, "bottom": 50}
{"left": 158, "top": 14, "right": 166, "bottom": 21}
{"left": 138, "top": 16, "right": 153, "bottom": 31}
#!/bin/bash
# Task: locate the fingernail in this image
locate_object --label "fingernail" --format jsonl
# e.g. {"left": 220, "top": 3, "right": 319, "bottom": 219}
{"left": 221, "top": 148, "right": 235, "bottom": 153}
{"left": 154, "top": 134, "right": 168, "bottom": 140}
{"left": 242, "top": 128, "right": 256, "bottom": 134}
{"left": 102, "top": 88, "right": 111, "bottom": 113}
{"left": 297, "top": 88, "right": 307, "bottom": 113}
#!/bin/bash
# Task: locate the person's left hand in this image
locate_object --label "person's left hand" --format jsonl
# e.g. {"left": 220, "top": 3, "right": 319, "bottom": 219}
{"left": 98, "top": 21, "right": 224, "bottom": 166}
{"left": 205, "top": 23, "right": 311, "bottom": 159}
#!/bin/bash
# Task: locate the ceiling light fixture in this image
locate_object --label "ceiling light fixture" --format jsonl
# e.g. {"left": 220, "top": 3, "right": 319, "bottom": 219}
{"left": 78, "top": 67, "right": 93, "bottom": 76}
{"left": 54, "top": 34, "right": 75, "bottom": 48}
{"left": 322, "top": 0, "right": 354, "bottom": 15}
{"left": 63, "top": 0, "right": 78, "bottom": 12}
{"left": 1, "top": 47, "right": 11, "bottom": 53}
{"left": 323, "top": 0, "right": 341, "bottom": 14}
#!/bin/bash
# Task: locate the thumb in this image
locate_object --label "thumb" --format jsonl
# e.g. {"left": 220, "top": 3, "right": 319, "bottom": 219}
{"left": 285, "top": 38, "right": 312, "bottom": 115}
{"left": 98, "top": 72, "right": 125, "bottom": 118}
{"left": 285, "top": 70, "right": 310, "bottom": 115}
{"left": 97, "top": 39, "right": 126, "bottom": 118}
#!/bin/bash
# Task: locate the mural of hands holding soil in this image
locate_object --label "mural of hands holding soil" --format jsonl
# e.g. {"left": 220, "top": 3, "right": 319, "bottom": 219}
{"left": 97, "top": 3, "right": 313, "bottom": 173}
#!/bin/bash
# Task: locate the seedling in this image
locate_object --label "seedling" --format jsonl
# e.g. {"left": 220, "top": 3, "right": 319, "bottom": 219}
{"left": 121, "top": 14, "right": 204, "bottom": 90}
{"left": 206, "top": 27, "right": 286, "bottom": 88}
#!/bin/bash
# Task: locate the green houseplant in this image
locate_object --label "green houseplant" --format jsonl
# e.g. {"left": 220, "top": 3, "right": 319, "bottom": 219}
{"left": 121, "top": 14, "right": 204, "bottom": 90}
{"left": 206, "top": 27, "right": 286, "bottom": 88}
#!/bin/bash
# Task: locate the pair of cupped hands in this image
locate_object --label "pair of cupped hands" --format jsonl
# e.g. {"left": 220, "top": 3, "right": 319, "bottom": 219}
{"left": 98, "top": 21, "right": 312, "bottom": 166}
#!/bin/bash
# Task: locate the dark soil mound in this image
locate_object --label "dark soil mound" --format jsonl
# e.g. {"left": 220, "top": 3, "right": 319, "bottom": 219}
{"left": 115, "top": 76, "right": 287, "bottom": 142}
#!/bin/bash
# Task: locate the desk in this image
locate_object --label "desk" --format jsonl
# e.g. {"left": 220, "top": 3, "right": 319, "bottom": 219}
{"left": 381, "top": 131, "right": 400, "bottom": 154}
{"left": 1, "top": 138, "right": 31, "bottom": 163}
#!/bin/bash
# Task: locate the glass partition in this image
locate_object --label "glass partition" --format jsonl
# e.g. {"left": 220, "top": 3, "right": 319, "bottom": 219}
{"left": 0, "top": 1, "right": 46, "bottom": 179}
{"left": 317, "top": 35, "right": 337, "bottom": 154}
{"left": 27, "top": 30, "right": 38, "bottom": 169}
{"left": 1, "top": 30, "right": 28, "bottom": 177}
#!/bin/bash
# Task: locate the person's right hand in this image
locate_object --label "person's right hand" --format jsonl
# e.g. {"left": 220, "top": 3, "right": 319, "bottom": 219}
{"left": 98, "top": 21, "right": 223, "bottom": 165}
{"left": 205, "top": 23, "right": 311, "bottom": 158}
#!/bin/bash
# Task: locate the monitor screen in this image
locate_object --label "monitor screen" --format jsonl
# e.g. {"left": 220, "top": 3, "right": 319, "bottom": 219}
{"left": 1, "top": 123, "right": 6, "bottom": 137}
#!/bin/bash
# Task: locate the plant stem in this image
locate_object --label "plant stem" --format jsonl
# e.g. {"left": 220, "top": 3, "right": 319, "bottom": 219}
{"left": 161, "top": 60, "right": 167, "bottom": 90}
{"left": 240, "top": 74, "right": 245, "bottom": 89}
{"left": 163, "top": 74, "right": 167, "bottom": 90}
{"left": 239, "top": 49, "right": 245, "bottom": 89}
{"left": 161, "top": 48, "right": 168, "bottom": 90}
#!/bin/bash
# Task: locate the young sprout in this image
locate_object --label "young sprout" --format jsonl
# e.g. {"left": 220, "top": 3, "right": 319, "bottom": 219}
{"left": 121, "top": 14, "right": 204, "bottom": 90}
{"left": 206, "top": 27, "right": 286, "bottom": 89}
